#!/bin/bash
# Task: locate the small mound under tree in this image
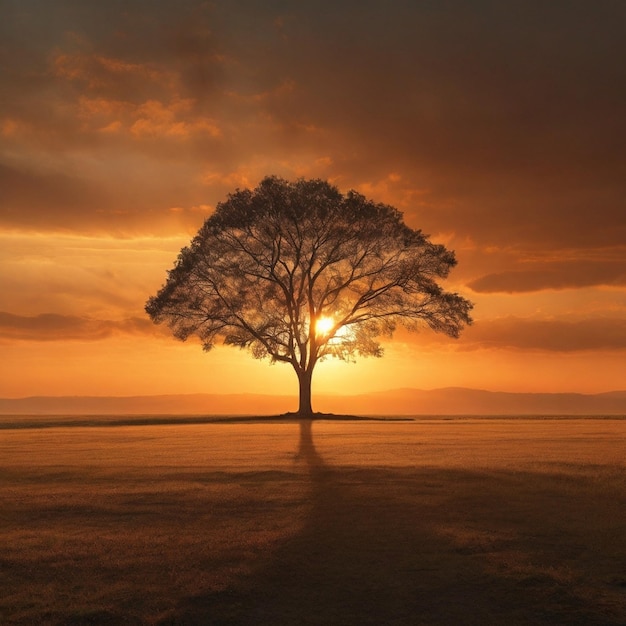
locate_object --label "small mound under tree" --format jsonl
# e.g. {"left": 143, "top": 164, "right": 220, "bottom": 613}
{"left": 146, "top": 176, "right": 473, "bottom": 416}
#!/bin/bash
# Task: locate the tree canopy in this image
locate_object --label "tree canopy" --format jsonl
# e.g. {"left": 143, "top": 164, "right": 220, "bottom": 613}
{"left": 146, "top": 176, "right": 473, "bottom": 415}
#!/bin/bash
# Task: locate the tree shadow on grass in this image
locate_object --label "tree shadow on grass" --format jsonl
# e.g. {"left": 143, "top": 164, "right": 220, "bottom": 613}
{"left": 294, "top": 418, "right": 324, "bottom": 471}
{"left": 161, "top": 422, "right": 626, "bottom": 626}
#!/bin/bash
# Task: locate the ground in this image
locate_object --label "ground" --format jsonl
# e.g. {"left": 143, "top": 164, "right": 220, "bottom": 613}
{"left": 1, "top": 417, "right": 625, "bottom": 624}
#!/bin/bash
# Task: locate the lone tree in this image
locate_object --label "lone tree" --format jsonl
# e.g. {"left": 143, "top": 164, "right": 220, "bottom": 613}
{"left": 146, "top": 176, "right": 473, "bottom": 416}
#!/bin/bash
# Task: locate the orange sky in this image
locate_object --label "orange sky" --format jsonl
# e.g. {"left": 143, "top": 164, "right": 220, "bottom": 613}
{"left": 1, "top": 1, "right": 625, "bottom": 400}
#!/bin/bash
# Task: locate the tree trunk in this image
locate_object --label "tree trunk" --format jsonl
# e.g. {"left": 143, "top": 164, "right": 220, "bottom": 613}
{"left": 297, "top": 369, "right": 314, "bottom": 417}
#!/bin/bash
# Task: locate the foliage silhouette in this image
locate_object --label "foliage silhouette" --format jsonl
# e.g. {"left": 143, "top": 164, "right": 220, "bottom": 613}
{"left": 146, "top": 176, "right": 473, "bottom": 416}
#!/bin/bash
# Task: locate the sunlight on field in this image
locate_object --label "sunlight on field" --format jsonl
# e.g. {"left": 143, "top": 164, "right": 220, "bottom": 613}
{"left": 310, "top": 419, "right": 626, "bottom": 471}
{"left": 3, "top": 419, "right": 624, "bottom": 472}
{"left": 2, "top": 419, "right": 625, "bottom": 624}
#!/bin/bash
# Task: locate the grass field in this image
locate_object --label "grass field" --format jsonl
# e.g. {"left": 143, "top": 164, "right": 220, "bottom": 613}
{"left": 1, "top": 417, "right": 625, "bottom": 625}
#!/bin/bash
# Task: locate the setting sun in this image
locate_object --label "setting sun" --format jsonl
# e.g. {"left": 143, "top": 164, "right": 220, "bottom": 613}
{"left": 315, "top": 316, "right": 335, "bottom": 336}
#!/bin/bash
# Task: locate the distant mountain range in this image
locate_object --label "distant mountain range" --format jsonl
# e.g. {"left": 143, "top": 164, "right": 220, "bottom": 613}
{"left": 1, "top": 388, "right": 626, "bottom": 416}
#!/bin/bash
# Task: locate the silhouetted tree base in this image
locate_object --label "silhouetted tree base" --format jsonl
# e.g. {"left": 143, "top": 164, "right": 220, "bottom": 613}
{"left": 279, "top": 411, "right": 386, "bottom": 421}
{"left": 281, "top": 411, "right": 329, "bottom": 420}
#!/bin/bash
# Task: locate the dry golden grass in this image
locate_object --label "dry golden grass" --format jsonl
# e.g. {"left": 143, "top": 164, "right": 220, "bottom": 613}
{"left": 1, "top": 418, "right": 625, "bottom": 624}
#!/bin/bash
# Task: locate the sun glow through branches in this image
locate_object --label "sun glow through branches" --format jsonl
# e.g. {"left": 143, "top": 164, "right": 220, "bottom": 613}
{"left": 315, "top": 316, "right": 350, "bottom": 347}
{"left": 315, "top": 316, "right": 335, "bottom": 336}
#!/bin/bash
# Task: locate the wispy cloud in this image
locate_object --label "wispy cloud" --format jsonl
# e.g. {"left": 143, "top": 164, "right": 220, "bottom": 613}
{"left": 469, "top": 259, "right": 626, "bottom": 293}
{"left": 455, "top": 317, "right": 626, "bottom": 352}
{"left": 0, "top": 312, "right": 161, "bottom": 342}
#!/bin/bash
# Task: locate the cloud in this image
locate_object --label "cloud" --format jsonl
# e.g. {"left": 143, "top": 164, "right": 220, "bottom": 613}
{"left": 0, "top": 157, "right": 217, "bottom": 235}
{"left": 469, "top": 259, "right": 626, "bottom": 293}
{"left": 0, "top": 232, "right": 192, "bottom": 323}
{"left": 74, "top": 95, "right": 222, "bottom": 139}
{"left": 0, "top": 162, "right": 114, "bottom": 228}
{"left": 52, "top": 51, "right": 175, "bottom": 94}
{"left": 225, "top": 1, "right": 626, "bottom": 248}
{"left": 0, "top": 312, "right": 160, "bottom": 342}
{"left": 1, "top": 0, "right": 625, "bottom": 251}
{"left": 463, "top": 317, "right": 626, "bottom": 352}
{"left": 394, "top": 314, "right": 626, "bottom": 353}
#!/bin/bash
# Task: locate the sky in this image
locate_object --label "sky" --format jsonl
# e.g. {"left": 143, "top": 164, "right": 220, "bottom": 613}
{"left": 1, "top": 0, "right": 625, "bottom": 400}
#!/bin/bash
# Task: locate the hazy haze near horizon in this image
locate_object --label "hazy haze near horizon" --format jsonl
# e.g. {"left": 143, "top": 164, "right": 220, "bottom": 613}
{"left": 2, "top": 388, "right": 626, "bottom": 417}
